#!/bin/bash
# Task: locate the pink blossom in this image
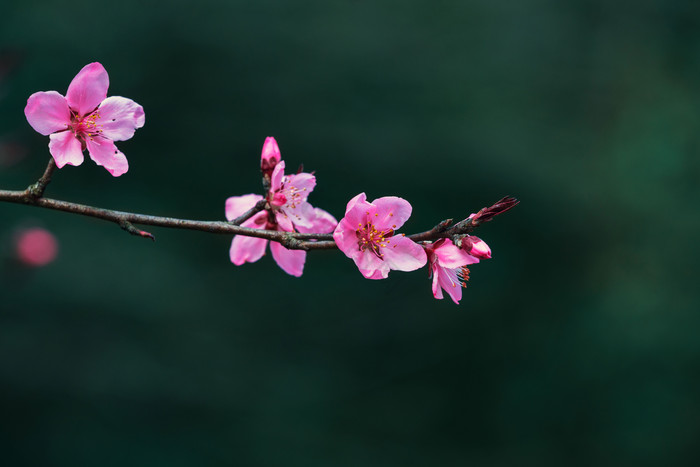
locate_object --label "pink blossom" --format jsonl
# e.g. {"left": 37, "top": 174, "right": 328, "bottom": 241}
{"left": 24, "top": 62, "right": 144, "bottom": 177}
{"left": 225, "top": 194, "right": 336, "bottom": 277}
{"left": 15, "top": 227, "right": 59, "bottom": 267}
{"left": 268, "top": 160, "right": 317, "bottom": 228}
{"left": 424, "top": 239, "right": 479, "bottom": 304}
{"left": 333, "top": 193, "right": 427, "bottom": 279}
{"left": 461, "top": 235, "right": 491, "bottom": 259}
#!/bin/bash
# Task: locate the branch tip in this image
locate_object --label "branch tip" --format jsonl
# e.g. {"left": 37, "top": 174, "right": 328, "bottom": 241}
{"left": 119, "top": 219, "right": 155, "bottom": 241}
{"left": 436, "top": 218, "right": 453, "bottom": 231}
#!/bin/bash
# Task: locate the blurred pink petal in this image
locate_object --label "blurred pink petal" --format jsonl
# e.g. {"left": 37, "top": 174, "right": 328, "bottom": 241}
{"left": 16, "top": 228, "right": 58, "bottom": 267}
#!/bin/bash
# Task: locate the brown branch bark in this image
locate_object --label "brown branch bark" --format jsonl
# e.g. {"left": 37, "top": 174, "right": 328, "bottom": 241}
{"left": 26, "top": 158, "right": 57, "bottom": 199}
{"left": 0, "top": 158, "right": 517, "bottom": 251}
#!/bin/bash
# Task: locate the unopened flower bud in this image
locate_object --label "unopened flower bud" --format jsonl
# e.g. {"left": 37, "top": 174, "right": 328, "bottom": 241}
{"left": 461, "top": 235, "right": 491, "bottom": 259}
{"left": 469, "top": 197, "right": 519, "bottom": 224}
{"left": 260, "top": 136, "right": 281, "bottom": 177}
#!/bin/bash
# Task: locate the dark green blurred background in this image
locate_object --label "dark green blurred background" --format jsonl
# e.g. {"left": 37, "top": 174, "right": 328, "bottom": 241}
{"left": 1, "top": 1, "right": 699, "bottom": 465}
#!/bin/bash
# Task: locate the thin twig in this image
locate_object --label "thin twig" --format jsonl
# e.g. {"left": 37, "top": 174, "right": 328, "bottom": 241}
{"left": 230, "top": 199, "right": 268, "bottom": 225}
{"left": 25, "top": 158, "right": 57, "bottom": 199}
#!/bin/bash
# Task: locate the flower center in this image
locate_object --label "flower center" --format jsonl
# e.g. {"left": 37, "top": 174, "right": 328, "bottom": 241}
{"left": 457, "top": 266, "right": 470, "bottom": 288}
{"left": 356, "top": 221, "right": 394, "bottom": 259}
{"left": 271, "top": 192, "right": 287, "bottom": 207}
{"left": 71, "top": 110, "right": 103, "bottom": 142}
{"left": 279, "top": 177, "right": 306, "bottom": 209}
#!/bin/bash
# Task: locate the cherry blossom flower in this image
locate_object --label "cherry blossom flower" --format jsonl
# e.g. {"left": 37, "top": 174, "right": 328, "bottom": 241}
{"left": 268, "top": 160, "right": 317, "bottom": 228}
{"left": 224, "top": 136, "right": 335, "bottom": 276}
{"left": 424, "top": 238, "right": 480, "bottom": 304}
{"left": 333, "top": 192, "right": 426, "bottom": 279}
{"left": 225, "top": 194, "right": 337, "bottom": 277}
{"left": 24, "top": 62, "right": 144, "bottom": 176}
{"left": 15, "top": 227, "right": 58, "bottom": 267}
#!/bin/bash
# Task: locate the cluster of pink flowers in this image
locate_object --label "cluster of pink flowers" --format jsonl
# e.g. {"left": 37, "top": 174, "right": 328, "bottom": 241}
{"left": 422, "top": 235, "right": 491, "bottom": 304}
{"left": 24, "top": 63, "right": 501, "bottom": 304}
{"left": 228, "top": 142, "right": 495, "bottom": 303}
{"left": 332, "top": 193, "right": 492, "bottom": 304}
{"left": 225, "top": 137, "right": 337, "bottom": 277}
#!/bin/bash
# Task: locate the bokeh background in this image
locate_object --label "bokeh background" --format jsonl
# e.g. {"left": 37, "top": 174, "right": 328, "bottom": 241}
{"left": 1, "top": 1, "right": 699, "bottom": 465}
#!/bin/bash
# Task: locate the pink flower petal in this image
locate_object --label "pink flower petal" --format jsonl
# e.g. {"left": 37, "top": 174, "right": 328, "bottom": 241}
{"left": 281, "top": 201, "right": 316, "bottom": 228}
{"left": 371, "top": 196, "right": 412, "bottom": 231}
{"left": 341, "top": 192, "right": 370, "bottom": 228}
{"left": 286, "top": 172, "right": 316, "bottom": 195}
{"left": 85, "top": 137, "right": 128, "bottom": 176}
{"left": 66, "top": 62, "right": 109, "bottom": 116}
{"left": 432, "top": 265, "right": 444, "bottom": 300}
{"left": 270, "top": 241, "right": 306, "bottom": 277}
{"left": 24, "top": 91, "right": 71, "bottom": 136}
{"left": 437, "top": 265, "right": 463, "bottom": 304}
{"left": 48, "top": 131, "right": 84, "bottom": 168}
{"left": 434, "top": 240, "right": 479, "bottom": 269}
{"left": 345, "top": 192, "right": 367, "bottom": 214}
{"left": 333, "top": 217, "right": 363, "bottom": 259}
{"left": 355, "top": 251, "right": 390, "bottom": 280}
{"left": 97, "top": 96, "right": 145, "bottom": 141}
{"left": 382, "top": 235, "right": 427, "bottom": 272}
{"left": 270, "top": 160, "right": 285, "bottom": 192}
{"left": 297, "top": 208, "right": 337, "bottom": 234}
{"left": 274, "top": 211, "right": 295, "bottom": 232}
{"left": 225, "top": 194, "right": 264, "bottom": 221}
{"left": 243, "top": 211, "right": 269, "bottom": 229}
{"left": 230, "top": 235, "right": 267, "bottom": 265}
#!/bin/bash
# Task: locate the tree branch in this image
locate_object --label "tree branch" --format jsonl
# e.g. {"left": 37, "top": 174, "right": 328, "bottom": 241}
{"left": 229, "top": 199, "right": 268, "bottom": 225}
{"left": 0, "top": 188, "right": 339, "bottom": 249}
{"left": 1, "top": 160, "right": 517, "bottom": 250}
{"left": 0, "top": 189, "right": 516, "bottom": 250}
